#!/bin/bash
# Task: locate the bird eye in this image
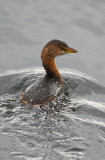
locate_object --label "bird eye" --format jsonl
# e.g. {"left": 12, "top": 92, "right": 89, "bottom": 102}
{"left": 60, "top": 46, "right": 67, "bottom": 52}
{"left": 60, "top": 46, "right": 66, "bottom": 51}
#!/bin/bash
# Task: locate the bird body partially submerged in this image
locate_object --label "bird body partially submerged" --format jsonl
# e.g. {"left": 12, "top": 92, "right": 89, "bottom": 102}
{"left": 21, "top": 76, "right": 63, "bottom": 106}
{"left": 20, "top": 39, "right": 77, "bottom": 108}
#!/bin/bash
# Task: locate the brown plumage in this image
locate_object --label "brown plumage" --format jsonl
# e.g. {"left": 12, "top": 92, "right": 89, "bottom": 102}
{"left": 20, "top": 39, "right": 77, "bottom": 107}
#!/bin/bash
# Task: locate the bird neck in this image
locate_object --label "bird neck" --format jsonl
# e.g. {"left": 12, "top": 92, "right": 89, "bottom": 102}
{"left": 42, "top": 56, "right": 62, "bottom": 80}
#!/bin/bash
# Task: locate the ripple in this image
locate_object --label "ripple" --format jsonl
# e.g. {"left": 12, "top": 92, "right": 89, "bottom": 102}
{"left": 54, "top": 148, "right": 85, "bottom": 159}
{"left": 0, "top": 68, "right": 105, "bottom": 160}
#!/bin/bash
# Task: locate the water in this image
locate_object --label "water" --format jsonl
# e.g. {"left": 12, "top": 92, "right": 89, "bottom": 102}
{"left": 0, "top": 68, "right": 105, "bottom": 160}
{"left": 0, "top": 0, "right": 105, "bottom": 159}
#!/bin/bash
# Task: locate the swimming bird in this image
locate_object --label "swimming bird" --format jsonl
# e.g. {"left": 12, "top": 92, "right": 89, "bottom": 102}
{"left": 20, "top": 40, "right": 77, "bottom": 109}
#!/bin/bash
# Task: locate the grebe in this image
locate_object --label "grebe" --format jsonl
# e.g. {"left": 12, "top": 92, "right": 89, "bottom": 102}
{"left": 20, "top": 40, "right": 77, "bottom": 108}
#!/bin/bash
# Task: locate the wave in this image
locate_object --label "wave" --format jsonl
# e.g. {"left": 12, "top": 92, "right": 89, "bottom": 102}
{"left": 0, "top": 67, "right": 105, "bottom": 160}
{"left": 0, "top": 67, "right": 105, "bottom": 116}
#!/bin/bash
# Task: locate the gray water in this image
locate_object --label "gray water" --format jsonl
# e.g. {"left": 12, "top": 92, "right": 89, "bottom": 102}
{"left": 0, "top": 0, "right": 105, "bottom": 160}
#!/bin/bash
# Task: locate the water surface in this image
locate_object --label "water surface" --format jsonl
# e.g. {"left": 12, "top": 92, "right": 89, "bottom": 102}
{"left": 0, "top": 0, "right": 105, "bottom": 160}
{"left": 0, "top": 68, "right": 105, "bottom": 160}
